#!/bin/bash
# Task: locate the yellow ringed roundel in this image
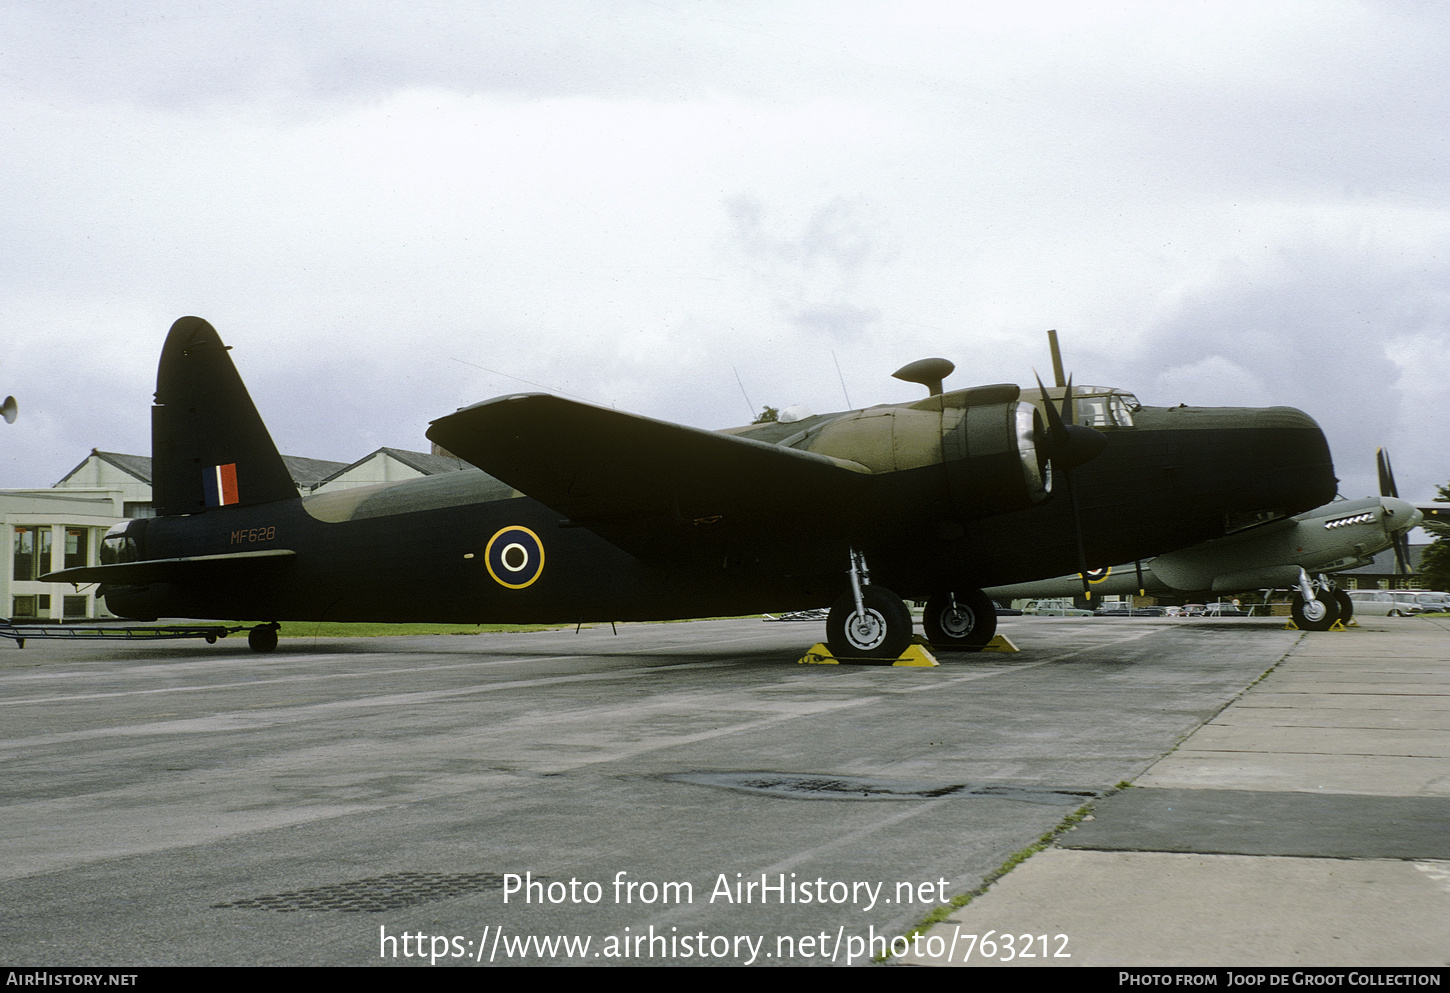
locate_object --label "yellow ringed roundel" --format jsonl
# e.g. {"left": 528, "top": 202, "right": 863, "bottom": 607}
{"left": 1084, "top": 566, "right": 1111, "bottom": 584}
{"left": 484, "top": 526, "right": 545, "bottom": 589}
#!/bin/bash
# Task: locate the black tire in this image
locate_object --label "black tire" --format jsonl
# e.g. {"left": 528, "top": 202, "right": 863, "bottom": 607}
{"left": 826, "top": 587, "right": 913, "bottom": 662}
{"left": 248, "top": 624, "right": 279, "bottom": 653}
{"left": 1291, "top": 593, "right": 1338, "bottom": 632}
{"left": 923, "top": 589, "right": 998, "bottom": 650}
{"left": 1334, "top": 591, "right": 1353, "bottom": 624}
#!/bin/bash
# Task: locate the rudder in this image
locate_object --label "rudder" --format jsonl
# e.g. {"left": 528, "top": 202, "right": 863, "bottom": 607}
{"left": 151, "top": 317, "right": 298, "bottom": 515}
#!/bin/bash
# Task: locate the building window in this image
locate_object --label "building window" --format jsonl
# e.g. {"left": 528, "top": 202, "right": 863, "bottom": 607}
{"left": 12, "top": 595, "right": 35, "bottom": 617}
{"left": 12, "top": 527, "right": 52, "bottom": 581}
{"left": 63, "top": 595, "right": 87, "bottom": 618}
{"left": 65, "top": 528, "right": 89, "bottom": 570}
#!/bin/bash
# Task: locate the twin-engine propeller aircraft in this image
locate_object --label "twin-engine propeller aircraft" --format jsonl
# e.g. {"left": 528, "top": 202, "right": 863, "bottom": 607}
{"left": 43, "top": 317, "right": 1338, "bottom": 659}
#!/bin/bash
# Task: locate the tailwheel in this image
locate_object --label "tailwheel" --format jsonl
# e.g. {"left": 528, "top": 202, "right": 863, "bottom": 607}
{"left": 923, "top": 589, "right": 998, "bottom": 650}
{"left": 1290, "top": 593, "right": 1338, "bottom": 632}
{"left": 248, "top": 623, "right": 279, "bottom": 653}
{"left": 826, "top": 587, "right": 913, "bottom": 663}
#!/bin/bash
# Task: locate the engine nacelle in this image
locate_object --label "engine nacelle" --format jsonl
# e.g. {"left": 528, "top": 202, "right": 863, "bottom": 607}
{"left": 943, "top": 399, "right": 1051, "bottom": 515}
{"left": 803, "top": 385, "right": 1051, "bottom": 519}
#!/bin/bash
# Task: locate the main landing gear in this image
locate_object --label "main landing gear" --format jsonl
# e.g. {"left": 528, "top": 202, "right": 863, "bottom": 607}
{"left": 826, "top": 551, "right": 913, "bottom": 662}
{"left": 1289, "top": 571, "right": 1350, "bottom": 632}
{"left": 922, "top": 589, "right": 998, "bottom": 650}
{"left": 824, "top": 550, "right": 998, "bottom": 661}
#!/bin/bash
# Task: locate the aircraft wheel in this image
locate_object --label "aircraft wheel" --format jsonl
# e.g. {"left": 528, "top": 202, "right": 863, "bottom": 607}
{"left": 827, "top": 587, "right": 912, "bottom": 662}
{"left": 248, "top": 624, "right": 279, "bottom": 653}
{"left": 1291, "top": 593, "right": 1338, "bottom": 632}
{"left": 1334, "top": 591, "right": 1353, "bottom": 624}
{"left": 923, "top": 589, "right": 997, "bottom": 650}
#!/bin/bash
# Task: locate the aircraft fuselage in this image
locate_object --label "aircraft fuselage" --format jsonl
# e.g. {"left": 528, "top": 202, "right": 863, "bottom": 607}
{"left": 101, "top": 400, "right": 1335, "bottom": 624}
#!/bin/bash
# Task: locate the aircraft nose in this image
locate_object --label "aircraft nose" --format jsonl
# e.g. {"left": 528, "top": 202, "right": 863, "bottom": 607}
{"left": 1249, "top": 406, "right": 1338, "bottom": 509}
{"left": 1253, "top": 405, "right": 1322, "bottom": 433}
{"left": 1381, "top": 497, "right": 1422, "bottom": 532}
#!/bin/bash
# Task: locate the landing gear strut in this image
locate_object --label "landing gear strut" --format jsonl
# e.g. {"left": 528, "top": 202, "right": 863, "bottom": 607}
{"left": 825, "top": 550, "right": 912, "bottom": 662}
{"left": 1290, "top": 570, "right": 1339, "bottom": 631}
{"left": 923, "top": 589, "right": 998, "bottom": 650}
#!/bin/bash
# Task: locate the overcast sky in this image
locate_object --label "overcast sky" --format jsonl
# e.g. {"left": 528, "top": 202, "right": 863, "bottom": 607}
{"left": 3, "top": 0, "right": 1448, "bottom": 526}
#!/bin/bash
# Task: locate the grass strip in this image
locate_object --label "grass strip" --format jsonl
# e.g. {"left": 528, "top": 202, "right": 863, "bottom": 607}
{"left": 276, "top": 621, "right": 565, "bottom": 638}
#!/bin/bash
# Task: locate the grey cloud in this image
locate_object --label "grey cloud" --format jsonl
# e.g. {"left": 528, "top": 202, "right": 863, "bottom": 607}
{"left": 1, "top": 1, "right": 742, "bottom": 107}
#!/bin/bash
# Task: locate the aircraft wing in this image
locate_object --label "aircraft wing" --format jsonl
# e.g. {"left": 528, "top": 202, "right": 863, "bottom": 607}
{"left": 427, "top": 394, "right": 873, "bottom": 557}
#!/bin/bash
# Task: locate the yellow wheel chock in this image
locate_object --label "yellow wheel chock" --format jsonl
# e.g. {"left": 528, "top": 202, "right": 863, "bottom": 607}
{"left": 797, "top": 642, "right": 938, "bottom": 666}
{"left": 796, "top": 632, "right": 1020, "bottom": 665}
{"left": 1283, "top": 619, "right": 1353, "bottom": 631}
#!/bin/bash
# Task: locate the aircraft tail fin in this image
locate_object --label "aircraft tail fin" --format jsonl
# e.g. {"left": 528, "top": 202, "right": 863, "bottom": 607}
{"left": 151, "top": 317, "right": 299, "bottom": 515}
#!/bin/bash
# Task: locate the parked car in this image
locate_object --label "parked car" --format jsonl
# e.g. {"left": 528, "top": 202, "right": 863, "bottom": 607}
{"left": 1093, "top": 605, "right": 1165, "bottom": 617}
{"left": 1344, "top": 590, "right": 1422, "bottom": 617}
{"left": 1407, "top": 592, "right": 1450, "bottom": 614}
{"left": 1021, "top": 598, "right": 1094, "bottom": 617}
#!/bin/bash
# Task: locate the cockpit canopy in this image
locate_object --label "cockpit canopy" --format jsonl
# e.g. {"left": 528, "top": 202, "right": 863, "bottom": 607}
{"left": 1040, "top": 386, "right": 1140, "bottom": 429}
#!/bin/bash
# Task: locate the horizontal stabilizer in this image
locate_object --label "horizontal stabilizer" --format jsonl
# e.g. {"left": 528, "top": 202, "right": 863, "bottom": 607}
{"left": 41, "top": 549, "right": 296, "bottom": 586}
{"left": 427, "top": 394, "right": 872, "bottom": 556}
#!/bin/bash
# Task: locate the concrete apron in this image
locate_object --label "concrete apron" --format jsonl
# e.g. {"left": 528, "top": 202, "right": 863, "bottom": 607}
{"left": 900, "top": 616, "right": 1450, "bottom": 967}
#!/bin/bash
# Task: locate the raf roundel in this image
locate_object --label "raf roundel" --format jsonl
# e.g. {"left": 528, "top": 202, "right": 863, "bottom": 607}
{"left": 484, "top": 526, "right": 545, "bottom": 589}
{"left": 1084, "top": 566, "right": 1112, "bottom": 584}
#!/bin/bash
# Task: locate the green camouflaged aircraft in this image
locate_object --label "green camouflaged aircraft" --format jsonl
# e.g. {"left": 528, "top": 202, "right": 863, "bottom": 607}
{"left": 43, "top": 317, "right": 1337, "bottom": 660}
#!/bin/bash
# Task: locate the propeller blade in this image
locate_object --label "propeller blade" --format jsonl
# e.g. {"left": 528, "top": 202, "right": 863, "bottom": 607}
{"left": 1036, "top": 373, "right": 1092, "bottom": 598}
{"left": 1035, "top": 373, "right": 1106, "bottom": 471}
{"left": 1393, "top": 533, "right": 1412, "bottom": 576}
{"left": 1068, "top": 479, "right": 1090, "bottom": 600}
{"left": 1376, "top": 447, "right": 1399, "bottom": 499}
{"left": 1047, "top": 329, "right": 1066, "bottom": 389}
{"left": 1035, "top": 372, "right": 1065, "bottom": 440}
